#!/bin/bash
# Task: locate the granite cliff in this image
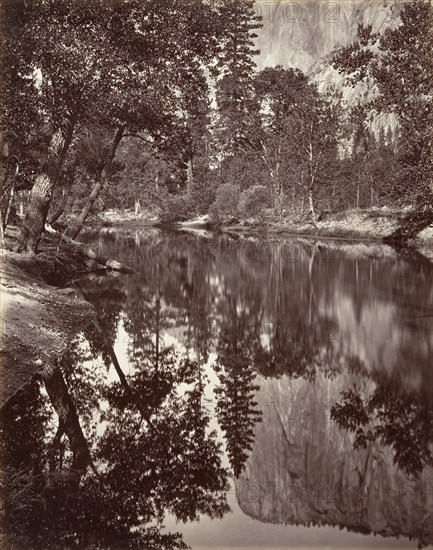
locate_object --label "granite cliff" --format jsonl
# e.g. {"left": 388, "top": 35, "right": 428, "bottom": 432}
{"left": 255, "top": 0, "right": 402, "bottom": 134}
{"left": 255, "top": 0, "right": 401, "bottom": 75}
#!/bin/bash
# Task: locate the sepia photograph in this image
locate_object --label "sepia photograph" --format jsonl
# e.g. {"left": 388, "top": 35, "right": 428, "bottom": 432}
{"left": 0, "top": 0, "right": 432, "bottom": 549}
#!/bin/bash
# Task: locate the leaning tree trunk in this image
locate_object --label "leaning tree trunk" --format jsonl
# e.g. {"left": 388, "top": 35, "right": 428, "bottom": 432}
{"left": 69, "top": 125, "right": 125, "bottom": 240}
{"left": 75, "top": 282, "right": 155, "bottom": 430}
{"left": 48, "top": 185, "right": 71, "bottom": 225}
{"left": 15, "top": 114, "right": 77, "bottom": 254}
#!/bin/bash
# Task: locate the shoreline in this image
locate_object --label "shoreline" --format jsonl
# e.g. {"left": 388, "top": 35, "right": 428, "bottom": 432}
{"left": 88, "top": 207, "right": 433, "bottom": 249}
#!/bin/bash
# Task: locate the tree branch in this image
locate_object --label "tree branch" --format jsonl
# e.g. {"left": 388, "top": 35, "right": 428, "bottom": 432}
{"left": 123, "top": 133, "right": 154, "bottom": 145}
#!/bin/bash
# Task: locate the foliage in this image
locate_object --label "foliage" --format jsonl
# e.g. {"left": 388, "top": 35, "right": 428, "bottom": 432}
{"left": 333, "top": 0, "right": 433, "bottom": 207}
{"left": 213, "top": 0, "right": 262, "bottom": 157}
{"left": 2, "top": 0, "right": 431, "bottom": 237}
{"left": 1, "top": 342, "right": 230, "bottom": 549}
{"left": 209, "top": 183, "right": 240, "bottom": 221}
{"left": 238, "top": 185, "right": 270, "bottom": 218}
{"left": 188, "top": 175, "right": 217, "bottom": 215}
{"left": 159, "top": 194, "right": 194, "bottom": 224}
{"left": 331, "top": 384, "right": 433, "bottom": 476}
{"left": 214, "top": 310, "right": 262, "bottom": 477}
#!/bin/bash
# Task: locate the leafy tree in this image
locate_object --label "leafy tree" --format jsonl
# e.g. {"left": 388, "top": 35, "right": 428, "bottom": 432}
{"left": 287, "top": 88, "right": 341, "bottom": 223}
{"left": 0, "top": 381, "right": 50, "bottom": 543}
{"left": 238, "top": 66, "right": 342, "bottom": 220}
{"left": 6, "top": 0, "right": 237, "bottom": 250}
{"left": 210, "top": 182, "right": 240, "bottom": 220}
{"left": 7, "top": 0, "right": 125, "bottom": 252}
{"left": 238, "top": 185, "right": 270, "bottom": 218}
{"left": 170, "top": 71, "right": 211, "bottom": 198}
{"left": 333, "top": 0, "right": 433, "bottom": 207}
{"left": 98, "top": 347, "right": 230, "bottom": 532}
{"left": 251, "top": 66, "right": 311, "bottom": 212}
{"left": 1, "top": 341, "right": 230, "bottom": 549}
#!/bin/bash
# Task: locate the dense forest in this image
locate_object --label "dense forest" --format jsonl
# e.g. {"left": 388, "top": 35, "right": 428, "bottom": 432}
{"left": 1, "top": 0, "right": 432, "bottom": 253}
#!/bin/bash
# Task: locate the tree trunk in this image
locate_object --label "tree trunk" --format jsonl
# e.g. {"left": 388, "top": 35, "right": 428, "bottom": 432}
{"left": 308, "top": 186, "right": 317, "bottom": 226}
{"left": 75, "top": 281, "right": 156, "bottom": 430}
{"left": 16, "top": 175, "right": 56, "bottom": 253}
{"left": 69, "top": 126, "right": 125, "bottom": 239}
{"left": 186, "top": 157, "right": 193, "bottom": 196}
{"left": 48, "top": 185, "right": 71, "bottom": 225}
{"left": 0, "top": 209, "right": 3, "bottom": 246}
{"left": 44, "top": 225, "right": 134, "bottom": 272}
{"left": 15, "top": 115, "right": 77, "bottom": 254}
{"left": 279, "top": 183, "right": 284, "bottom": 218}
{"left": 3, "top": 179, "right": 15, "bottom": 230}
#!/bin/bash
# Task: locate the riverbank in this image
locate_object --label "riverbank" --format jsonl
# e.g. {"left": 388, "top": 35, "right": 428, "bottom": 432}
{"left": 218, "top": 209, "right": 431, "bottom": 240}
{"left": 0, "top": 226, "right": 112, "bottom": 408}
{"left": 93, "top": 206, "right": 433, "bottom": 246}
{"left": 177, "top": 208, "right": 433, "bottom": 257}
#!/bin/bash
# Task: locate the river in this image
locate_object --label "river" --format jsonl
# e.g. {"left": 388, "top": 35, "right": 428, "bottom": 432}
{"left": 4, "top": 227, "right": 433, "bottom": 549}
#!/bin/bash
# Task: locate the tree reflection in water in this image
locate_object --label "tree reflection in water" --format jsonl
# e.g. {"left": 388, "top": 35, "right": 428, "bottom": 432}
{"left": 2, "top": 231, "right": 433, "bottom": 548}
{"left": 214, "top": 299, "right": 263, "bottom": 477}
{"left": 1, "top": 336, "right": 229, "bottom": 549}
{"left": 331, "top": 375, "right": 433, "bottom": 477}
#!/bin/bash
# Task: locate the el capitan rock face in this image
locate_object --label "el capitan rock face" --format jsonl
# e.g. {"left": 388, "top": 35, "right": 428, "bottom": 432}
{"left": 255, "top": 0, "right": 401, "bottom": 74}
{"left": 255, "top": 0, "right": 401, "bottom": 119}
{"left": 236, "top": 370, "right": 433, "bottom": 547}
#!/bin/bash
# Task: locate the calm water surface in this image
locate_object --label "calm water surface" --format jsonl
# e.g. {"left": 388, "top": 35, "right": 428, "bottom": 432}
{"left": 3, "top": 228, "right": 433, "bottom": 549}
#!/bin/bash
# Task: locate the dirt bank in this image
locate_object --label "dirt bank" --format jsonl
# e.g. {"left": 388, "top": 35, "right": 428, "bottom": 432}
{"left": 0, "top": 227, "right": 102, "bottom": 408}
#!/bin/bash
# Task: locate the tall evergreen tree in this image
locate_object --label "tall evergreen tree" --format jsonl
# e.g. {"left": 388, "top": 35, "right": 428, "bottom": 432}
{"left": 214, "top": 0, "right": 262, "bottom": 158}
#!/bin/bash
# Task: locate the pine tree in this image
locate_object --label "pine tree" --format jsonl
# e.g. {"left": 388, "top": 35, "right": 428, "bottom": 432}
{"left": 214, "top": 0, "right": 262, "bottom": 157}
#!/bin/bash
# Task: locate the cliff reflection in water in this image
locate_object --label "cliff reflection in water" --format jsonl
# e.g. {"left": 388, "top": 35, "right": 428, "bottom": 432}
{"left": 1, "top": 230, "right": 432, "bottom": 549}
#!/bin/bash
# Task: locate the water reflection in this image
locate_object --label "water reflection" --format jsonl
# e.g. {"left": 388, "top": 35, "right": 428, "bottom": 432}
{"left": 1, "top": 229, "right": 432, "bottom": 549}
{"left": 1, "top": 341, "right": 229, "bottom": 549}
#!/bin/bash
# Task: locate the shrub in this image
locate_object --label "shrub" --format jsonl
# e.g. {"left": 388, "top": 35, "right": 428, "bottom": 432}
{"left": 159, "top": 194, "right": 193, "bottom": 223}
{"left": 209, "top": 183, "right": 240, "bottom": 221}
{"left": 189, "top": 179, "right": 216, "bottom": 215}
{"left": 238, "top": 185, "right": 270, "bottom": 218}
